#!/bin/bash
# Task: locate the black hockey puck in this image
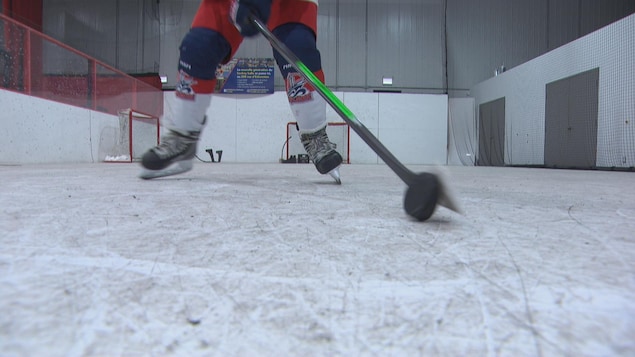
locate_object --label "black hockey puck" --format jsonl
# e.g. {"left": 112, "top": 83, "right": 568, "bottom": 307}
{"left": 403, "top": 172, "right": 440, "bottom": 221}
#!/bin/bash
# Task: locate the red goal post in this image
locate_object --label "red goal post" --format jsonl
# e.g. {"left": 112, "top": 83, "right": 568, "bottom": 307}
{"left": 285, "top": 121, "right": 350, "bottom": 164}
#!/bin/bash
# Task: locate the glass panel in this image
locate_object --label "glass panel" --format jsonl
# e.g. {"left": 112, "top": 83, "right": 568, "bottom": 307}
{"left": 35, "top": 36, "right": 90, "bottom": 108}
{"left": 1, "top": 17, "right": 27, "bottom": 91}
{"left": 0, "top": 14, "right": 163, "bottom": 118}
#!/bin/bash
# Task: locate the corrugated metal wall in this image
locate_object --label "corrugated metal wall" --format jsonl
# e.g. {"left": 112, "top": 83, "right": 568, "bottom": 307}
{"left": 447, "top": 0, "right": 549, "bottom": 94}
{"left": 41, "top": 0, "right": 635, "bottom": 93}
{"left": 42, "top": 0, "right": 162, "bottom": 73}
{"left": 366, "top": 0, "right": 445, "bottom": 91}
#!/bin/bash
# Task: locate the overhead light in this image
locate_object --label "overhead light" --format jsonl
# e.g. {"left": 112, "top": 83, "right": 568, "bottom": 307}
{"left": 382, "top": 77, "right": 393, "bottom": 86}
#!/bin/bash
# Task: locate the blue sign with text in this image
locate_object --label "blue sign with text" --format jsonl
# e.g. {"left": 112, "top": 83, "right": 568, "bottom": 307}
{"left": 215, "top": 58, "right": 275, "bottom": 94}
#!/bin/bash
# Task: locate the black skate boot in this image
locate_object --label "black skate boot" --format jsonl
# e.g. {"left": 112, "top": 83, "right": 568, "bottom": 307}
{"left": 139, "top": 129, "right": 199, "bottom": 179}
{"left": 301, "top": 126, "right": 343, "bottom": 183}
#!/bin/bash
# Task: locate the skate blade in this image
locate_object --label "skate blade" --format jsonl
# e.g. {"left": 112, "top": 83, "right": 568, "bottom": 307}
{"left": 139, "top": 161, "right": 193, "bottom": 180}
{"left": 328, "top": 167, "right": 342, "bottom": 184}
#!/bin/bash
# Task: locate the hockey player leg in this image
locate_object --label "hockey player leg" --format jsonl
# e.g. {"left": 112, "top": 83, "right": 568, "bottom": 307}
{"left": 272, "top": 23, "right": 342, "bottom": 182}
{"left": 140, "top": 27, "right": 231, "bottom": 179}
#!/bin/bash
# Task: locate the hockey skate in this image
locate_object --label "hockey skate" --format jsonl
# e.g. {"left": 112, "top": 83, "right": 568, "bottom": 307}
{"left": 301, "top": 126, "right": 343, "bottom": 184}
{"left": 139, "top": 129, "right": 199, "bottom": 179}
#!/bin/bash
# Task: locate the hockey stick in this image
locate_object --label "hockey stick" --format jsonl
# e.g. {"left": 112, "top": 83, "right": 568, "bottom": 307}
{"left": 251, "top": 17, "right": 460, "bottom": 221}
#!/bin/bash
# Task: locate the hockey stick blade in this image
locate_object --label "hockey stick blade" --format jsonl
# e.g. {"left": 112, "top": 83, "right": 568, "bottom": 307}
{"left": 434, "top": 169, "right": 462, "bottom": 214}
{"left": 251, "top": 16, "right": 460, "bottom": 220}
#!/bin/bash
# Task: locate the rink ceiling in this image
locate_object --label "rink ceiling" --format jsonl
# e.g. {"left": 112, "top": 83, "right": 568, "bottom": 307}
{"left": 1, "top": 162, "right": 634, "bottom": 355}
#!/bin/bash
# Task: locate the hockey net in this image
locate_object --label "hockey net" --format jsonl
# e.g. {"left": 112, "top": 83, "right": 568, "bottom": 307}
{"left": 284, "top": 121, "right": 350, "bottom": 164}
{"left": 104, "top": 109, "right": 160, "bottom": 162}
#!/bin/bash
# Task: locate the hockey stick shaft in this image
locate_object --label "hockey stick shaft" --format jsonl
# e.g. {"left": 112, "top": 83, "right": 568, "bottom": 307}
{"left": 251, "top": 17, "right": 418, "bottom": 186}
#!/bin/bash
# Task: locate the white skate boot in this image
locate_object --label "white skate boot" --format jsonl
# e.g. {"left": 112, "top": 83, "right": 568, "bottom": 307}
{"left": 301, "top": 126, "right": 343, "bottom": 184}
{"left": 139, "top": 129, "right": 199, "bottom": 179}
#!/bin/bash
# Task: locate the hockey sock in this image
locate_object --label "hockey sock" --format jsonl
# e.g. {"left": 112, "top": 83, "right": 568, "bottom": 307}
{"left": 285, "top": 70, "right": 328, "bottom": 133}
{"left": 165, "top": 70, "right": 214, "bottom": 133}
{"left": 272, "top": 23, "right": 328, "bottom": 134}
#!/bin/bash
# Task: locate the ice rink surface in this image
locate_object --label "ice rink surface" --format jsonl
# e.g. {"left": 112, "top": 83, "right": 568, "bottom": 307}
{"left": 1, "top": 162, "right": 634, "bottom": 356}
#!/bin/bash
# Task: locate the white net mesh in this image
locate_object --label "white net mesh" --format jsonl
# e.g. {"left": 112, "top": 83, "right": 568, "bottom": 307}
{"left": 104, "top": 109, "right": 159, "bottom": 162}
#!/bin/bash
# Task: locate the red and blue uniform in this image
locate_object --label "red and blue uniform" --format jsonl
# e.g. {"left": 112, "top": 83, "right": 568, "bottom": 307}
{"left": 140, "top": 0, "right": 341, "bottom": 181}
{"left": 173, "top": 0, "right": 326, "bottom": 133}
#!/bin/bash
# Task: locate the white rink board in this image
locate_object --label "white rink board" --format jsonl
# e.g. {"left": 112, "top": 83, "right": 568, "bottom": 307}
{"left": 0, "top": 90, "right": 118, "bottom": 164}
{"left": 1, "top": 88, "right": 448, "bottom": 165}
{"left": 187, "top": 91, "right": 448, "bottom": 165}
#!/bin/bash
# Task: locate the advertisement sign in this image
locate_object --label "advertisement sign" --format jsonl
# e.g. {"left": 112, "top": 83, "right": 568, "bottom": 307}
{"left": 215, "top": 58, "right": 275, "bottom": 94}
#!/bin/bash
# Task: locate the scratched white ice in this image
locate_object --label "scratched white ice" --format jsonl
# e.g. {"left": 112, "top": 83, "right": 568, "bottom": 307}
{"left": 1, "top": 163, "right": 634, "bottom": 356}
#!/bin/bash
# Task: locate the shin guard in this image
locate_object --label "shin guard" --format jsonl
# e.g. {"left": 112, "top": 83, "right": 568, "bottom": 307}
{"left": 166, "top": 27, "right": 231, "bottom": 133}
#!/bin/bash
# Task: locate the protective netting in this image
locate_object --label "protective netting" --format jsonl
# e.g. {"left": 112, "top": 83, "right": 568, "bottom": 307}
{"left": 595, "top": 15, "right": 635, "bottom": 168}
{"left": 469, "top": 13, "right": 635, "bottom": 169}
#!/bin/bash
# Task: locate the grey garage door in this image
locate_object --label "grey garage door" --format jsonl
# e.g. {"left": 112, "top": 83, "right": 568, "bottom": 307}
{"left": 478, "top": 97, "right": 505, "bottom": 166}
{"left": 545, "top": 68, "right": 599, "bottom": 169}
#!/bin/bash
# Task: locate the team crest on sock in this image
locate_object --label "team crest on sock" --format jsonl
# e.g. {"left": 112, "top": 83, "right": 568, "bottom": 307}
{"left": 176, "top": 70, "right": 197, "bottom": 100}
{"left": 286, "top": 72, "right": 315, "bottom": 103}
